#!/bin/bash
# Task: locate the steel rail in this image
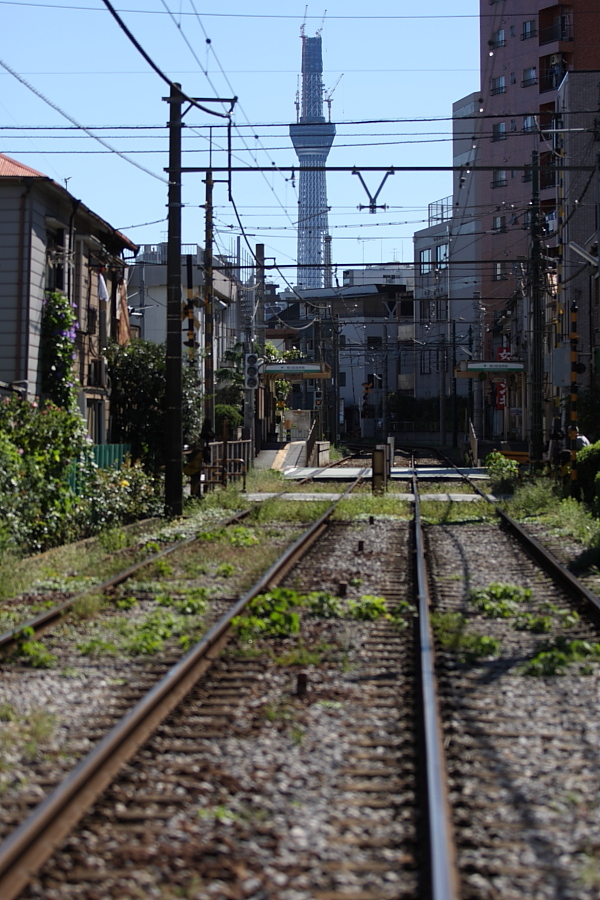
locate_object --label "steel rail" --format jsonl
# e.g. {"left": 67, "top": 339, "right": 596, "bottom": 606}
{"left": 0, "top": 472, "right": 366, "bottom": 900}
{"left": 412, "top": 469, "right": 460, "bottom": 900}
{"left": 0, "top": 507, "right": 253, "bottom": 652}
{"left": 437, "top": 452, "right": 600, "bottom": 622}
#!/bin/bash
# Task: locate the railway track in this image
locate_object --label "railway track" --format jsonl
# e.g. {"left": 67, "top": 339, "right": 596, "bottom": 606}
{"left": 2, "top": 449, "right": 600, "bottom": 897}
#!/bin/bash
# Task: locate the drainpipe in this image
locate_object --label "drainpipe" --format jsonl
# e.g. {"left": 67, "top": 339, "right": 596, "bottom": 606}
{"left": 67, "top": 199, "right": 81, "bottom": 304}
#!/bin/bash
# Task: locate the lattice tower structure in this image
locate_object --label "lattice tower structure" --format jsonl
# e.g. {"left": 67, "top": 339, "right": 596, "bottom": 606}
{"left": 289, "top": 34, "right": 336, "bottom": 290}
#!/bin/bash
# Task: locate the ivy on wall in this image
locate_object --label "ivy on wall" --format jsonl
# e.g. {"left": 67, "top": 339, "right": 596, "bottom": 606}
{"left": 40, "top": 290, "right": 78, "bottom": 409}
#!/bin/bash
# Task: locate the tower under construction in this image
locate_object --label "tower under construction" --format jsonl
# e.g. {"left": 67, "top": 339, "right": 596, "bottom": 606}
{"left": 290, "top": 32, "right": 336, "bottom": 290}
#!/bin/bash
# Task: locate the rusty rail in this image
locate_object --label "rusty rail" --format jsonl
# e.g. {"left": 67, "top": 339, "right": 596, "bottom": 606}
{"left": 0, "top": 473, "right": 366, "bottom": 899}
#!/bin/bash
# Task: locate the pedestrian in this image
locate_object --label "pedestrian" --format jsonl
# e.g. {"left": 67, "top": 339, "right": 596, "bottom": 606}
{"left": 574, "top": 427, "right": 590, "bottom": 451}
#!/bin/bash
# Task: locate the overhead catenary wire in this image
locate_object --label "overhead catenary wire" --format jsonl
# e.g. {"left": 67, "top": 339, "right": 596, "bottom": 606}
{"left": 0, "top": 57, "right": 169, "bottom": 183}
{"left": 99, "top": 0, "right": 233, "bottom": 120}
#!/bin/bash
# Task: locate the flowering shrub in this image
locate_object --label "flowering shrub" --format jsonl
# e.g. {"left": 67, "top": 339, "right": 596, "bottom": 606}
{"left": 40, "top": 291, "right": 79, "bottom": 409}
{"left": 78, "top": 458, "right": 163, "bottom": 532}
{"left": 0, "top": 396, "right": 163, "bottom": 553}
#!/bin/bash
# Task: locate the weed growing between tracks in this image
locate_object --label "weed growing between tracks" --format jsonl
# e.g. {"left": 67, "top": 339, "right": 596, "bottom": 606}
{"left": 506, "top": 479, "right": 600, "bottom": 553}
{"left": 421, "top": 501, "right": 497, "bottom": 526}
{"left": 432, "top": 611, "right": 502, "bottom": 662}
{"left": 331, "top": 494, "right": 410, "bottom": 520}
{"left": 0, "top": 704, "right": 56, "bottom": 788}
{"left": 232, "top": 588, "right": 412, "bottom": 652}
{"left": 436, "top": 575, "right": 596, "bottom": 676}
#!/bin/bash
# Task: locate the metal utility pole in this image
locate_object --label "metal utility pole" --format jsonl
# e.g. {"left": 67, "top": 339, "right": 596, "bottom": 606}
{"left": 165, "top": 83, "right": 183, "bottom": 517}
{"left": 473, "top": 294, "right": 484, "bottom": 439}
{"left": 569, "top": 302, "right": 580, "bottom": 496}
{"left": 452, "top": 320, "right": 458, "bottom": 448}
{"left": 468, "top": 325, "right": 473, "bottom": 424}
{"left": 314, "top": 311, "right": 322, "bottom": 439}
{"left": 439, "top": 335, "right": 446, "bottom": 446}
{"left": 255, "top": 244, "right": 265, "bottom": 353}
{"left": 332, "top": 313, "right": 340, "bottom": 446}
{"left": 203, "top": 169, "right": 215, "bottom": 433}
{"left": 530, "top": 150, "right": 544, "bottom": 467}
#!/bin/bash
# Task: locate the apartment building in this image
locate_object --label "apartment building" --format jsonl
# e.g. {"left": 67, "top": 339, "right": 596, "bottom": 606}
{"left": 476, "top": 0, "right": 600, "bottom": 338}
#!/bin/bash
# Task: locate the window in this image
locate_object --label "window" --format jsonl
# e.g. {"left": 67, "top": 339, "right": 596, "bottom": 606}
{"left": 510, "top": 72, "right": 516, "bottom": 85}
{"left": 509, "top": 25, "right": 515, "bottom": 37}
{"left": 492, "top": 215, "right": 506, "bottom": 233}
{"left": 522, "top": 66, "right": 537, "bottom": 87}
{"left": 492, "top": 122, "right": 506, "bottom": 141}
{"left": 45, "top": 229, "right": 66, "bottom": 292}
{"left": 493, "top": 262, "right": 506, "bottom": 281}
{"left": 522, "top": 210, "right": 532, "bottom": 229}
{"left": 437, "top": 298, "right": 448, "bottom": 321}
{"left": 367, "top": 336, "right": 383, "bottom": 350}
{"left": 420, "top": 351, "right": 431, "bottom": 375}
{"left": 492, "top": 169, "right": 507, "bottom": 188}
{"left": 491, "top": 75, "right": 506, "bottom": 95}
{"left": 399, "top": 299, "right": 414, "bottom": 318}
{"left": 521, "top": 19, "right": 536, "bottom": 40}
{"left": 510, "top": 119, "right": 517, "bottom": 132}
{"left": 523, "top": 115, "right": 536, "bottom": 133}
{"left": 419, "top": 248, "right": 432, "bottom": 274}
{"left": 339, "top": 334, "right": 346, "bottom": 347}
{"left": 490, "top": 28, "right": 505, "bottom": 47}
{"left": 522, "top": 165, "right": 532, "bottom": 183}
{"left": 435, "top": 243, "right": 449, "bottom": 269}
{"left": 338, "top": 371, "right": 347, "bottom": 387}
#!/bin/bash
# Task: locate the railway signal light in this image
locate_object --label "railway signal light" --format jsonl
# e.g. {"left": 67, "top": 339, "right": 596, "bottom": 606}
{"left": 244, "top": 352, "right": 259, "bottom": 390}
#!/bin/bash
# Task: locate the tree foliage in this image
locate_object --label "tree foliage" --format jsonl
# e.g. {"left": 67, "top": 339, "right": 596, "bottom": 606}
{"left": 106, "top": 339, "right": 203, "bottom": 470}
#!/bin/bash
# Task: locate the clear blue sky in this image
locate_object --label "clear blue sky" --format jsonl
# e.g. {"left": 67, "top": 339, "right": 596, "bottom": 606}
{"left": 1, "top": 0, "right": 480, "bottom": 281}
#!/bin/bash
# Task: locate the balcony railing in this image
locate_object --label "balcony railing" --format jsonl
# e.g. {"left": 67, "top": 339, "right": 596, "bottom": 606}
{"left": 521, "top": 75, "right": 538, "bottom": 87}
{"left": 539, "top": 23, "right": 573, "bottom": 44}
{"left": 491, "top": 83, "right": 506, "bottom": 95}
{"left": 491, "top": 176, "right": 507, "bottom": 188}
{"left": 520, "top": 27, "right": 537, "bottom": 40}
{"left": 490, "top": 37, "right": 506, "bottom": 47}
{"left": 540, "top": 70, "right": 565, "bottom": 92}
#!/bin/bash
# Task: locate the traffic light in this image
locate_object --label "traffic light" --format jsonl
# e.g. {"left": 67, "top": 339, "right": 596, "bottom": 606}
{"left": 244, "top": 352, "right": 259, "bottom": 389}
{"left": 314, "top": 389, "right": 323, "bottom": 408}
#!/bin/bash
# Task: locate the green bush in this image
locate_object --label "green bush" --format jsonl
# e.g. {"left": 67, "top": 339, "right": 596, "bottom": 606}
{"left": 0, "top": 396, "right": 91, "bottom": 551}
{"left": 0, "top": 396, "right": 163, "bottom": 553}
{"left": 576, "top": 441, "right": 600, "bottom": 504}
{"left": 484, "top": 451, "right": 519, "bottom": 494}
{"left": 106, "top": 339, "right": 202, "bottom": 471}
{"left": 215, "top": 404, "right": 243, "bottom": 435}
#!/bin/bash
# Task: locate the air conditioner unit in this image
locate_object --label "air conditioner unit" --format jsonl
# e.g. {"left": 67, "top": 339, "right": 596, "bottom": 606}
{"left": 550, "top": 54, "right": 561, "bottom": 66}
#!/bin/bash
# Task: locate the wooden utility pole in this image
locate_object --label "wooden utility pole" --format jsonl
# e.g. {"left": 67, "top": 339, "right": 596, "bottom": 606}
{"left": 165, "top": 83, "right": 183, "bottom": 517}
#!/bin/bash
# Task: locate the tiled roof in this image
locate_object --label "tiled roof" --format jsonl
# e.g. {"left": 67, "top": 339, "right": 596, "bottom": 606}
{"left": 0, "top": 154, "right": 46, "bottom": 178}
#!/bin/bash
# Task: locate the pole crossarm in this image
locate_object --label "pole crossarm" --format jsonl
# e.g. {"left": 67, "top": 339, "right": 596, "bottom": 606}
{"left": 353, "top": 167, "right": 395, "bottom": 213}
{"left": 179, "top": 164, "right": 595, "bottom": 174}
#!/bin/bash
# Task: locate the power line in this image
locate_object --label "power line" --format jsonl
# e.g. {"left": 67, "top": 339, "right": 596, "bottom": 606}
{"left": 0, "top": 57, "right": 168, "bottom": 183}
{"left": 100, "top": 0, "right": 233, "bottom": 119}
{"left": 4, "top": 1, "right": 600, "bottom": 19}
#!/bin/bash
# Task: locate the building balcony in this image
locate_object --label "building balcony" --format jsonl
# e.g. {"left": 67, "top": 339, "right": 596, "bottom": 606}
{"left": 539, "top": 23, "right": 572, "bottom": 44}
{"left": 540, "top": 70, "right": 565, "bottom": 92}
{"left": 521, "top": 75, "right": 538, "bottom": 87}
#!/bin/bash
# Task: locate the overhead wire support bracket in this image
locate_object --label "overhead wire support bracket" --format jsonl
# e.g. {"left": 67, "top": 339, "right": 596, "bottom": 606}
{"left": 353, "top": 167, "right": 395, "bottom": 213}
